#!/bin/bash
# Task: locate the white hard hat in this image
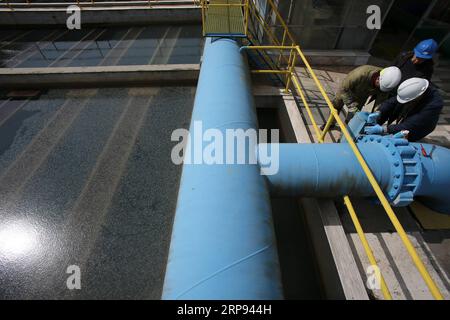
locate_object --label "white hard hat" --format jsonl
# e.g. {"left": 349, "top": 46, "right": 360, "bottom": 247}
{"left": 397, "top": 78, "right": 429, "bottom": 104}
{"left": 379, "top": 66, "right": 402, "bottom": 92}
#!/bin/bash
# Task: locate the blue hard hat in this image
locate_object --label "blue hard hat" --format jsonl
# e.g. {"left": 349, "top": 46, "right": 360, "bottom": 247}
{"left": 414, "top": 39, "right": 438, "bottom": 59}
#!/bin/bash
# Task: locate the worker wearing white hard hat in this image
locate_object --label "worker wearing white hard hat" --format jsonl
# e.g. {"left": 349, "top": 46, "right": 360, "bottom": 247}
{"left": 321, "top": 65, "right": 401, "bottom": 130}
{"left": 379, "top": 66, "right": 403, "bottom": 92}
{"left": 365, "top": 78, "right": 443, "bottom": 142}
{"left": 396, "top": 78, "right": 430, "bottom": 103}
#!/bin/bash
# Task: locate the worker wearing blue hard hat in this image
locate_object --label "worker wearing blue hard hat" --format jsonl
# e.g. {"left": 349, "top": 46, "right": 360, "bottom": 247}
{"left": 393, "top": 39, "right": 438, "bottom": 84}
{"left": 414, "top": 39, "right": 439, "bottom": 59}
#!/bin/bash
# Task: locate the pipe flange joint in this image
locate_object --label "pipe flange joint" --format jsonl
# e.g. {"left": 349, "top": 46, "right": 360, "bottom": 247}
{"left": 357, "top": 135, "right": 422, "bottom": 206}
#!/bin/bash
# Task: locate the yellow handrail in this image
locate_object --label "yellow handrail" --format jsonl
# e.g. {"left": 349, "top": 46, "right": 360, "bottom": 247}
{"left": 235, "top": 0, "right": 444, "bottom": 300}
{"left": 295, "top": 45, "right": 443, "bottom": 300}
{"left": 344, "top": 196, "right": 392, "bottom": 300}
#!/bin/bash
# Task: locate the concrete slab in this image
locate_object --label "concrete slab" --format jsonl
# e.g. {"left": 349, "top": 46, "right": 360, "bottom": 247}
{"left": 0, "top": 64, "right": 200, "bottom": 88}
{"left": 0, "top": 5, "right": 201, "bottom": 26}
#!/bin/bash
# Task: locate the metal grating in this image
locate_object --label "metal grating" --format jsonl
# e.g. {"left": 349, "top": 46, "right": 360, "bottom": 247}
{"left": 204, "top": 0, "right": 246, "bottom": 37}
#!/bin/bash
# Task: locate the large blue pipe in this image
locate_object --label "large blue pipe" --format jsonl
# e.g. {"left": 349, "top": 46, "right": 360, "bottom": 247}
{"left": 258, "top": 139, "right": 450, "bottom": 214}
{"left": 162, "top": 38, "right": 283, "bottom": 299}
{"left": 259, "top": 142, "right": 393, "bottom": 198}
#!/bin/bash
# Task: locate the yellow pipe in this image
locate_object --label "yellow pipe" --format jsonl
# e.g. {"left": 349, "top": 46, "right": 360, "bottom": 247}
{"left": 246, "top": 37, "right": 278, "bottom": 73}
{"left": 319, "top": 113, "right": 334, "bottom": 141}
{"left": 344, "top": 197, "right": 393, "bottom": 300}
{"left": 291, "top": 74, "right": 323, "bottom": 141}
{"left": 277, "top": 29, "right": 287, "bottom": 67}
{"left": 266, "top": 0, "right": 296, "bottom": 44}
{"left": 285, "top": 53, "right": 296, "bottom": 93}
{"left": 294, "top": 45, "right": 444, "bottom": 300}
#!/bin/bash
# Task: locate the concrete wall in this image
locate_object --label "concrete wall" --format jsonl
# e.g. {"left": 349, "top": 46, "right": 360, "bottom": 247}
{"left": 0, "top": 6, "right": 201, "bottom": 26}
{"left": 302, "top": 50, "right": 371, "bottom": 66}
{"left": 0, "top": 64, "right": 200, "bottom": 88}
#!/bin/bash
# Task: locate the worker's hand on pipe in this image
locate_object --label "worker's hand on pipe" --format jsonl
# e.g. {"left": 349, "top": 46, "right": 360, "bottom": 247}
{"left": 367, "top": 112, "right": 380, "bottom": 124}
{"left": 393, "top": 130, "right": 410, "bottom": 139}
{"left": 364, "top": 124, "right": 384, "bottom": 135}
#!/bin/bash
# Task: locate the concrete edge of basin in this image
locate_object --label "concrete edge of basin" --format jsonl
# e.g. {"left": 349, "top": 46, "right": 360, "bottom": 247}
{"left": 0, "top": 6, "right": 201, "bottom": 26}
{"left": 0, "top": 64, "right": 200, "bottom": 88}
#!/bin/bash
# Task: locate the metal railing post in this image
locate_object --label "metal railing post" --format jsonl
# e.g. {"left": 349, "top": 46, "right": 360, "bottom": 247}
{"left": 284, "top": 51, "right": 295, "bottom": 93}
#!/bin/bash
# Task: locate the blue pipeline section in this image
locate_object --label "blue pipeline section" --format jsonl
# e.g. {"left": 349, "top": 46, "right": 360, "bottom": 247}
{"left": 259, "top": 143, "right": 393, "bottom": 198}
{"left": 162, "top": 38, "right": 283, "bottom": 299}
{"left": 258, "top": 134, "right": 450, "bottom": 215}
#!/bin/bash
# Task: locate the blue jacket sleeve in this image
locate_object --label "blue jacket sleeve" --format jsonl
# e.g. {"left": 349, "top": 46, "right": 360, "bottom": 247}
{"left": 377, "top": 88, "right": 443, "bottom": 141}
{"left": 377, "top": 96, "right": 398, "bottom": 125}
{"left": 386, "top": 105, "right": 441, "bottom": 141}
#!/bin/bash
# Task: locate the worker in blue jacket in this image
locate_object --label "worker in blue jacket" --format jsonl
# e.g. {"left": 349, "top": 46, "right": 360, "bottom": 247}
{"left": 365, "top": 78, "right": 443, "bottom": 142}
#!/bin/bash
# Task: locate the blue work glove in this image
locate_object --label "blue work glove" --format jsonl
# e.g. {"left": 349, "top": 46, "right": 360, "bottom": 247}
{"left": 367, "top": 112, "right": 380, "bottom": 124}
{"left": 364, "top": 124, "right": 384, "bottom": 135}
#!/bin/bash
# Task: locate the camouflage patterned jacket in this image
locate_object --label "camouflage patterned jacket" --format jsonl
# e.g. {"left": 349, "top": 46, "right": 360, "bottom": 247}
{"left": 335, "top": 65, "right": 388, "bottom": 112}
